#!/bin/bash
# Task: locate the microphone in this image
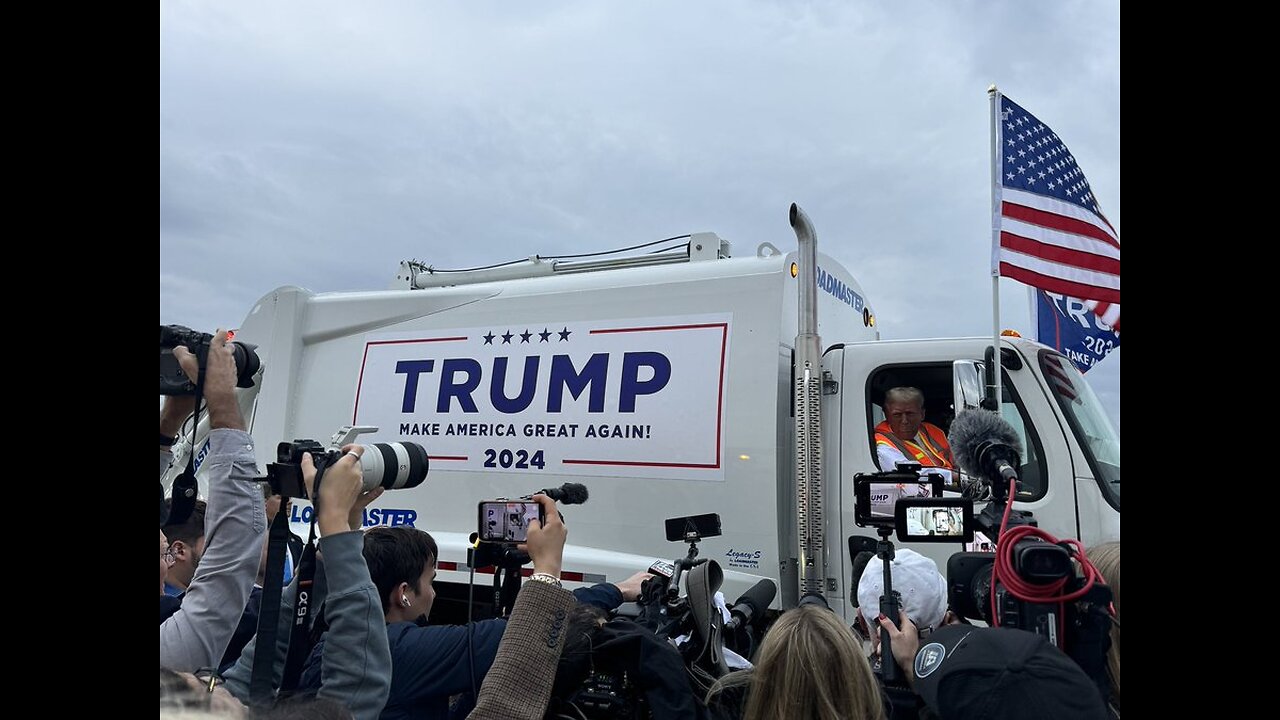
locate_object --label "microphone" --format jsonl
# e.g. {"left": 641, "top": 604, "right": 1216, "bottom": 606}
{"left": 538, "top": 482, "right": 589, "bottom": 505}
{"left": 726, "top": 579, "right": 778, "bottom": 630}
{"left": 850, "top": 551, "right": 876, "bottom": 607}
{"left": 948, "top": 410, "right": 1023, "bottom": 497}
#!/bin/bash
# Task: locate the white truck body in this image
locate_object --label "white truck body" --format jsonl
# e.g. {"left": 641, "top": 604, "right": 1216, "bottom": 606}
{"left": 180, "top": 229, "right": 1120, "bottom": 623}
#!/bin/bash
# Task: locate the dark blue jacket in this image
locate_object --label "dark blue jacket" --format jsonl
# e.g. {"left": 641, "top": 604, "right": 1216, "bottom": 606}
{"left": 300, "top": 583, "right": 622, "bottom": 720}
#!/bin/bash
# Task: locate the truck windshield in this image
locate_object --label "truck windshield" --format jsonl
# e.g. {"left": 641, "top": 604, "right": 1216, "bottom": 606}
{"left": 1039, "top": 352, "right": 1120, "bottom": 508}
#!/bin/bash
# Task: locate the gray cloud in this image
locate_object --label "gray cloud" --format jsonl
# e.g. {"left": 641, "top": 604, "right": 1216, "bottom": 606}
{"left": 161, "top": 0, "right": 1119, "bottom": 431}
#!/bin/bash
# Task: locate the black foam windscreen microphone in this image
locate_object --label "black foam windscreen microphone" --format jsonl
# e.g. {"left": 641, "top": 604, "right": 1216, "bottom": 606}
{"left": 726, "top": 579, "right": 778, "bottom": 630}
{"left": 948, "top": 410, "right": 1023, "bottom": 490}
{"left": 850, "top": 551, "right": 876, "bottom": 607}
{"left": 539, "top": 482, "right": 589, "bottom": 505}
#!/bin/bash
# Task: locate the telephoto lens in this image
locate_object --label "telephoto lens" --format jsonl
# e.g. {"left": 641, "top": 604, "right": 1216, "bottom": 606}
{"left": 355, "top": 442, "right": 429, "bottom": 492}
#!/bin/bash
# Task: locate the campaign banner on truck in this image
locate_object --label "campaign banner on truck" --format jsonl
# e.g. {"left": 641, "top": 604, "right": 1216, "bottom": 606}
{"left": 353, "top": 314, "right": 731, "bottom": 481}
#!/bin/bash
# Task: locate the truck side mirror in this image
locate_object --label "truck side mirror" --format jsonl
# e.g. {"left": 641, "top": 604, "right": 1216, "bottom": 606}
{"left": 952, "top": 359, "right": 985, "bottom": 413}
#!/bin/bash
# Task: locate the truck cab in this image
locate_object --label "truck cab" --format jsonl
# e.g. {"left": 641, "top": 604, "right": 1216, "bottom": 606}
{"left": 821, "top": 335, "right": 1120, "bottom": 620}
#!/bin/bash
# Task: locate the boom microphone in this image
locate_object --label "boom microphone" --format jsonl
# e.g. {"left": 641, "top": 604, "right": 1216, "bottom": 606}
{"left": 539, "top": 482, "right": 589, "bottom": 505}
{"left": 948, "top": 410, "right": 1023, "bottom": 497}
{"left": 726, "top": 578, "right": 778, "bottom": 630}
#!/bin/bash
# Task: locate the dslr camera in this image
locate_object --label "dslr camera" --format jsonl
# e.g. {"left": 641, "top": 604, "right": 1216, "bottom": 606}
{"left": 265, "top": 426, "right": 429, "bottom": 499}
{"left": 159, "top": 324, "right": 261, "bottom": 395}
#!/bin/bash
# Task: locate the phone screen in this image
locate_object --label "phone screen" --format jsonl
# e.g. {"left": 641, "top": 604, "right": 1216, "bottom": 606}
{"left": 479, "top": 501, "right": 542, "bottom": 543}
{"left": 866, "top": 480, "right": 935, "bottom": 520}
{"left": 854, "top": 473, "right": 944, "bottom": 528}
{"left": 894, "top": 498, "right": 975, "bottom": 543}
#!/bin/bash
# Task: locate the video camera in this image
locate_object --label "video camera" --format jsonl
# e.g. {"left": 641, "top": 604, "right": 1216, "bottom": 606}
{"left": 947, "top": 543, "right": 1084, "bottom": 637}
{"left": 551, "top": 511, "right": 773, "bottom": 720}
{"left": 853, "top": 465, "right": 974, "bottom": 689}
{"left": 264, "top": 425, "right": 429, "bottom": 499}
{"left": 159, "top": 324, "right": 261, "bottom": 395}
{"left": 942, "top": 409, "right": 1116, "bottom": 704}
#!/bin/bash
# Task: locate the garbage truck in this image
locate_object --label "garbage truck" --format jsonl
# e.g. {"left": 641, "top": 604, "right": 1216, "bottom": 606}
{"left": 163, "top": 204, "right": 1119, "bottom": 622}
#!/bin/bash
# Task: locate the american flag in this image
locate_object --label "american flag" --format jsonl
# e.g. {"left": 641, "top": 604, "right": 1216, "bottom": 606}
{"left": 995, "top": 95, "right": 1120, "bottom": 332}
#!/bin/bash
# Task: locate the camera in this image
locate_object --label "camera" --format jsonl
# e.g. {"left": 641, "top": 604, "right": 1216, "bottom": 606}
{"left": 853, "top": 465, "right": 943, "bottom": 529}
{"left": 947, "top": 541, "right": 1099, "bottom": 645}
{"left": 894, "top": 498, "right": 974, "bottom": 543}
{"left": 264, "top": 426, "right": 429, "bottom": 499}
{"left": 159, "top": 324, "right": 261, "bottom": 396}
{"left": 474, "top": 483, "right": 589, "bottom": 545}
{"left": 476, "top": 500, "right": 545, "bottom": 544}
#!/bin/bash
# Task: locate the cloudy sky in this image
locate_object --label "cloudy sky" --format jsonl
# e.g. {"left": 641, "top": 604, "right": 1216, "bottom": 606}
{"left": 160, "top": 0, "right": 1119, "bottom": 431}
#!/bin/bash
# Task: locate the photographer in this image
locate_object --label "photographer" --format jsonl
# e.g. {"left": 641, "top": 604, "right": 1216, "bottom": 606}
{"left": 221, "top": 446, "right": 392, "bottom": 720}
{"left": 296, "top": 506, "right": 646, "bottom": 720}
{"left": 876, "top": 620, "right": 1108, "bottom": 720}
{"left": 854, "top": 548, "right": 948, "bottom": 677}
{"left": 467, "top": 493, "right": 576, "bottom": 720}
{"left": 159, "top": 329, "right": 267, "bottom": 673}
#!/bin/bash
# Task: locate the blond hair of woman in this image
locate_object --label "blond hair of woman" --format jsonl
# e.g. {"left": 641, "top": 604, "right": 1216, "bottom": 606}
{"left": 1088, "top": 541, "right": 1120, "bottom": 709}
{"left": 708, "top": 605, "right": 884, "bottom": 720}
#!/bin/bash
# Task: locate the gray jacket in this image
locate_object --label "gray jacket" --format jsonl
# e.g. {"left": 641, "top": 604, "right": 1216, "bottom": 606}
{"left": 224, "top": 529, "right": 392, "bottom": 720}
{"left": 159, "top": 429, "right": 266, "bottom": 672}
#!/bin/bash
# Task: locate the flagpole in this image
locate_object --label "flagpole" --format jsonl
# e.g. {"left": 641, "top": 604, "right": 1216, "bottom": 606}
{"left": 988, "top": 84, "right": 1003, "bottom": 408}
{"left": 1028, "top": 285, "right": 1037, "bottom": 335}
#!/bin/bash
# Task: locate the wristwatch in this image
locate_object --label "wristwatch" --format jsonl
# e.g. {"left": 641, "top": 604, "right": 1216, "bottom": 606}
{"left": 528, "top": 572, "right": 563, "bottom": 588}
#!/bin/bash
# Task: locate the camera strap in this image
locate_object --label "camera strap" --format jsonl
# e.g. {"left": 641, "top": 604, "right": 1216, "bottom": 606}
{"left": 166, "top": 363, "right": 208, "bottom": 527}
{"left": 249, "top": 505, "right": 295, "bottom": 707}
{"left": 281, "top": 525, "right": 321, "bottom": 691}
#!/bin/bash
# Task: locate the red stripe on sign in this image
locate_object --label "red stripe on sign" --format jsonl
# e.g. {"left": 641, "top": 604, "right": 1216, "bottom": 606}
{"left": 437, "top": 561, "right": 459, "bottom": 571}
{"left": 999, "top": 263, "right": 1120, "bottom": 304}
{"left": 353, "top": 336, "right": 468, "bottom": 423}
{"left": 999, "top": 232, "right": 1120, "bottom": 275}
{"left": 1002, "top": 202, "right": 1119, "bottom": 250}
{"left": 369, "top": 337, "right": 469, "bottom": 345}
{"left": 560, "top": 571, "right": 584, "bottom": 582}
{"left": 563, "top": 459, "right": 720, "bottom": 468}
{"left": 431, "top": 456, "right": 468, "bottom": 461}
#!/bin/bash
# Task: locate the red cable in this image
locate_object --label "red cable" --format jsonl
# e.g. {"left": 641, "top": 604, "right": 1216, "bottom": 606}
{"left": 987, "top": 478, "right": 1103, "bottom": 649}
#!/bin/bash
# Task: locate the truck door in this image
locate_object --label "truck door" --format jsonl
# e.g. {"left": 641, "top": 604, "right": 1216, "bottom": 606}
{"left": 829, "top": 341, "right": 1079, "bottom": 623}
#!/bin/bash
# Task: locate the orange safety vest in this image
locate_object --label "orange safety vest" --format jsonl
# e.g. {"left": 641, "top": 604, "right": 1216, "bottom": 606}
{"left": 874, "top": 420, "right": 954, "bottom": 469}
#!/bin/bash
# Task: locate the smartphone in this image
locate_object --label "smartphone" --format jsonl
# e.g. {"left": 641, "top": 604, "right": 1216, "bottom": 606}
{"left": 894, "top": 498, "right": 974, "bottom": 543}
{"left": 853, "top": 472, "right": 943, "bottom": 528}
{"left": 664, "top": 513, "right": 722, "bottom": 542}
{"left": 477, "top": 500, "right": 545, "bottom": 544}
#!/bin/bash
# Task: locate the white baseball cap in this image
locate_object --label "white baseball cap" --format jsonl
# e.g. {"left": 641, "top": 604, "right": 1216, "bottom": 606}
{"left": 857, "top": 548, "right": 948, "bottom": 632}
